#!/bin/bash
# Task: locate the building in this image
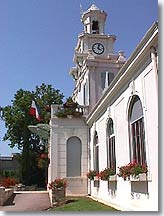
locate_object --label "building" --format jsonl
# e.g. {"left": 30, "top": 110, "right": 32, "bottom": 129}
{"left": 48, "top": 4, "right": 158, "bottom": 211}
{"left": 0, "top": 154, "right": 20, "bottom": 172}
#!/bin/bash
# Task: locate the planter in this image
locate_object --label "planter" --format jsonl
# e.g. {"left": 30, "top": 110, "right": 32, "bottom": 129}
{"left": 63, "top": 103, "right": 77, "bottom": 109}
{"left": 130, "top": 175, "right": 139, "bottom": 181}
{"left": 94, "top": 176, "right": 100, "bottom": 181}
{"left": 139, "top": 173, "right": 147, "bottom": 181}
{"left": 123, "top": 176, "right": 130, "bottom": 181}
{"left": 109, "top": 174, "right": 117, "bottom": 182}
{"left": 52, "top": 188, "right": 66, "bottom": 203}
{"left": 130, "top": 173, "right": 150, "bottom": 181}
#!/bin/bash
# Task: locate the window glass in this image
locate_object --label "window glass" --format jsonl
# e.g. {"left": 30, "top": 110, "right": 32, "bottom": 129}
{"left": 129, "top": 96, "right": 146, "bottom": 165}
{"left": 93, "top": 131, "right": 99, "bottom": 172}
{"left": 101, "top": 72, "right": 114, "bottom": 90}
{"left": 106, "top": 118, "right": 116, "bottom": 172}
{"left": 67, "top": 137, "right": 82, "bottom": 177}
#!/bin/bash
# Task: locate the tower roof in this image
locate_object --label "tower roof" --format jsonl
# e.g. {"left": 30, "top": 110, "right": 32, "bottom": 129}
{"left": 86, "top": 4, "right": 100, "bottom": 12}
{"left": 81, "top": 4, "right": 107, "bottom": 22}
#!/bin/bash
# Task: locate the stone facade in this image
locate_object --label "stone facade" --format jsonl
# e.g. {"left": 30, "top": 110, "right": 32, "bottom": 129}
{"left": 48, "top": 108, "right": 88, "bottom": 196}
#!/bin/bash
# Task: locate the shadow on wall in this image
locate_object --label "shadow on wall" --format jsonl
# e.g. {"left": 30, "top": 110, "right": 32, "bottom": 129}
{"left": 131, "top": 182, "right": 149, "bottom": 199}
{"left": 108, "top": 181, "right": 117, "bottom": 198}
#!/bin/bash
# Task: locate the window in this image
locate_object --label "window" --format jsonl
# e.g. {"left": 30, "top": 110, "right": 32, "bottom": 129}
{"left": 93, "top": 131, "right": 99, "bottom": 172}
{"left": 83, "top": 81, "right": 89, "bottom": 105}
{"left": 92, "top": 21, "right": 99, "bottom": 34}
{"left": 67, "top": 137, "right": 82, "bottom": 177}
{"left": 106, "top": 118, "right": 116, "bottom": 172}
{"left": 101, "top": 72, "right": 114, "bottom": 90}
{"left": 129, "top": 96, "right": 146, "bottom": 165}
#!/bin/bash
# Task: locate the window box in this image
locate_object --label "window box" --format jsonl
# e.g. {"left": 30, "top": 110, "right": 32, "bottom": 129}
{"left": 108, "top": 174, "right": 117, "bottom": 182}
{"left": 94, "top": 176, "right": 100, "bottom": 181}
{"left": 130, "top": 173, "right": 152, "bottom": 182}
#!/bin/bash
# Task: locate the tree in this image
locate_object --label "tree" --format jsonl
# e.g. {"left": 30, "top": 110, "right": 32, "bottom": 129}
{"left": 2, "top": 83, "right": 64, "bottom": 186}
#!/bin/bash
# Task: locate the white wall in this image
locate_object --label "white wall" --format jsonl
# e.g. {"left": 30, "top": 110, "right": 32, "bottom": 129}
{"left": 88, "top": 57, "right": 158, "bottom": 211}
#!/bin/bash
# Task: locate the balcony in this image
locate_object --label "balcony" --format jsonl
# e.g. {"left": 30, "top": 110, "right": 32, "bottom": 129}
{"left": 51, "top": 104, "right": 89, "bottom": 119}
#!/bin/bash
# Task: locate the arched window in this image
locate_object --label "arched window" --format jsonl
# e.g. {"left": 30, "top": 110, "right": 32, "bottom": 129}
{"left": 129, "top": 96, "right": 146, "bottom": 165}
{"left": 93, "top": 131, "right": 99, "bottom": 172}
{"left": 106, "top": 118, "right": 116, "bottom": 172}
{"left": 101, "top": 72, "right": 114, "bottom": 90}
{"left": 67, "top": 136, "right": 82, "bottom": 177}
{"left": 92, "top": 20, "right": 99, "bottom": 34}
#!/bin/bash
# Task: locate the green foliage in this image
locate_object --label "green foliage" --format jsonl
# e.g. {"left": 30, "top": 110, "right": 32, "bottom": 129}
{"left": 86, "top": 170, "right": 98, "bottom": 180}
{"left": 2, "top": 83, "right": 64, "bottom": 185}
{"left": 50, "top": 197, "right": 118, "bottom": 211}
{"left": 0, "top": 170, "right": 19, "bottom": 179}
{"left": 55, "top": 96, "right": 82, "bottom": 118}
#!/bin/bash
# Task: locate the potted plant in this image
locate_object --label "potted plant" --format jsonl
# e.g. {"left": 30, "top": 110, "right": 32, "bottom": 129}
{"left": 55, "top": 98, "right": 82, "bottom": 118}
{"left": 48, "top": 178, "right": 67, "bottom": 203}
{"left": 63, "top": 97, "right": 78, "bottom": 109}
{"left": 55, "top": 109, "right": 68, "bottom": 118}
{"left": 99, "top": 167, "right": 116, "bottom": 181}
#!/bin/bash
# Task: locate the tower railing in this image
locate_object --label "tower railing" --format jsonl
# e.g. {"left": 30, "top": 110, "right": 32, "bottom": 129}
{"left": 51, "top": 104, "right": 89, "bottom": 118}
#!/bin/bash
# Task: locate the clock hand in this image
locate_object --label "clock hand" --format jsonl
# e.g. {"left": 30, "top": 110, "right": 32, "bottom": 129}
{"left": 97, "top": 44, "right": 101, "bottom": 50}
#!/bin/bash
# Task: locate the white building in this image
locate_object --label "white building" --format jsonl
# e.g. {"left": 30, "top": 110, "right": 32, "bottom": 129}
{"left": 48, "top": 4, "right": 158, "bottom": 211}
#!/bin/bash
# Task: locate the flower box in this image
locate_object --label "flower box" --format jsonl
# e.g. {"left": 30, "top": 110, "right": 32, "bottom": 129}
{"left": 118, "top": 161, "right": 148, "bottom": 181}
{"left": 139, "top": 173, "right": 147, "bottom": 181}
{"left": 130, "top": 175, "right": 139, "bottom": 181}
{"left": 99, "top": 167, "right": 115, "bottom": 181}
{"left": 86, "top": 170, "right": 98, "bottom": 180}
{"left": 108, "top": 174, "right": 117, "bottom": 182}
{"left": 139, "top": 173, "right": 151, "bottom": 181}
{"left": 94, "top": 176, "right": 100, "bottom": 181}
{"left": 130, "top": 173, "right": 152, "bottom": 182}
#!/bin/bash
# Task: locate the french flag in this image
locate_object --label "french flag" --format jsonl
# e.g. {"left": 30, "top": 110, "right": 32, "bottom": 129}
{"left": 29, "top": 100, "right": 41, "bottom": 121}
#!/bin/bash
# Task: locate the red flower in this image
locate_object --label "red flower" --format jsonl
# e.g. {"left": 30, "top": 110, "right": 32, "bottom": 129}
{"left": 40, "top": 153, "right": 48, "bottom": 159}
{"left": 0, "top": 177, "right": 17, "bottom": 187}
{"left": 118, "top": 162, "right": 148, "bottom": 179}
{"left": 86, "top": 170, "right": 98, "bottom": 180}
{"left": 48, "top": 178, "right": 67, "bottom": 190}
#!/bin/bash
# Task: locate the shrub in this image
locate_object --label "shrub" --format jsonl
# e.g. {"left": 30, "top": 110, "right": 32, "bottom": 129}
{"left": 0, "top": 177, "right": 18, "bottom": 187}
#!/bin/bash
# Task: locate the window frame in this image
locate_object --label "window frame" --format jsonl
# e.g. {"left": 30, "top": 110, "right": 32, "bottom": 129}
{"left": 129, "top": 96, "right": 147, "bottom": 165}
{"left": 106, "top": 118, "right": 116, "bottom": 173}
{"left": 93, "top": 131, "right": 99, "bottom": 172}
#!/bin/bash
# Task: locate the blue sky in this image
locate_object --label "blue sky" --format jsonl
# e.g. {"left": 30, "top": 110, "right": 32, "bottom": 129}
{"left": 0, "top": 0, "right": 158, "bottom": 156}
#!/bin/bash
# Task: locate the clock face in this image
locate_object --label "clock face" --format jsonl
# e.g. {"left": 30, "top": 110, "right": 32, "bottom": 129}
{"left": 92, "top": 43, "right": 104, "bottom": 55}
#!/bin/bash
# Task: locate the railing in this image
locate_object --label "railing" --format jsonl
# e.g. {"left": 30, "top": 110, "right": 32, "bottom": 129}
{"left": 51, "top": 104, "right": 89, "bottom": 118}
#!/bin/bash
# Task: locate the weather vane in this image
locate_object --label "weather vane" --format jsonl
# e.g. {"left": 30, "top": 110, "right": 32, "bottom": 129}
{"left": 80, "top": 4, "right": 83, "bottom": 15}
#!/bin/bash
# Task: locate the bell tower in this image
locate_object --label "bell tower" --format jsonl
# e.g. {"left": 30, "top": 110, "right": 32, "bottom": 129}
{"left": 70, "top": 4, "right": 126, "bottom": 112}
{"left": 81, "top": 4, "right": 107, "bottom": 35}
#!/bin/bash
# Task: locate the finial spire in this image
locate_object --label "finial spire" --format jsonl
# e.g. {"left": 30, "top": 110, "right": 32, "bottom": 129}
{"left": 80, "top": 4, "right": 83, "bottom": 15}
